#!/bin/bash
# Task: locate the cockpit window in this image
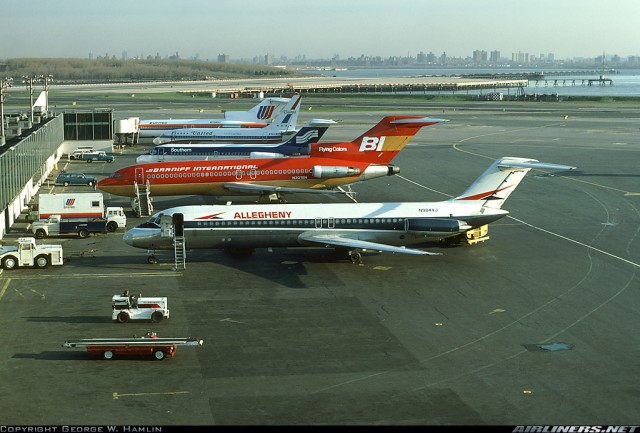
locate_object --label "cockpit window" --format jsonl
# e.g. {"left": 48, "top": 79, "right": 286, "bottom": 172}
{"left": 108, "top": 172, "right": 123, "bottom": 179}
{"left": 138, "top": 221, "right": 160, "bottom": 228}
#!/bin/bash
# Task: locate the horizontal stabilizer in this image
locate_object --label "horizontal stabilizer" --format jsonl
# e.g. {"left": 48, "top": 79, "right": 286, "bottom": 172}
{"left": 390, "top": 117, "right": 448, "bottom": 126}
{"left": 497, "top": 160, "right": 576, "bottom": 171}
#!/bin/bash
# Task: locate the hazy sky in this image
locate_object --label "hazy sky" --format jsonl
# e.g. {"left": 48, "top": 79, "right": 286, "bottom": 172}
{"left": 2, "top": 0, "right": 639, "bottom": 61}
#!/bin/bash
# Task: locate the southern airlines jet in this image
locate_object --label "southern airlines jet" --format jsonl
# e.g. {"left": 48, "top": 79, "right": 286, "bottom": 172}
{"left": 98, "top": 116, "right": 444, "bottom": 202}
{"left": 123, "top": 157, "right": 575, "bottom": 263}
{"left": 136, "top": 119, "right": 336, "bottom": 164}
{"left": 137, "top": 96, "right": 294, "bottom": 138}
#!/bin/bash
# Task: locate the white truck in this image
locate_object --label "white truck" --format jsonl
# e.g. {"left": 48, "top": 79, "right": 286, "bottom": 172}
{"left": 36, "top": 192, "right": 127, "bottom": 232}
{"left": 112, "top": 294, "right": 170, "bottom": 323}
{"left": 0, "top": 237, "right": 64, "bottom": 270}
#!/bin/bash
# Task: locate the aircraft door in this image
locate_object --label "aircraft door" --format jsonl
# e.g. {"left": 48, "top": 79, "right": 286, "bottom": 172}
{"left": 20, "top": 242, "right": 34, "bottom": 266}
{"left": 173, "top": 213, "right": 184, "bottom": 237}
{"left": 135, "top": 167, "right": 145, "bottom": 184}
{"left": 250, "top": 169, "right": 257, "bottom": 180}
{"left": 315, "top": 218, "right": 332, "bottom": 228}
{"left": 159, "top": 215, "right": 174, "bottom": 238}
{"left": 235, "top": 169, "right": 243, "bottom": 180}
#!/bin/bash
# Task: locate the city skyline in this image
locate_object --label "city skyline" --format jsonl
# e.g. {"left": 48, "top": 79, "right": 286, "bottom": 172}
{"left": 2, "top": 0, "right": 639, "bottom": 62}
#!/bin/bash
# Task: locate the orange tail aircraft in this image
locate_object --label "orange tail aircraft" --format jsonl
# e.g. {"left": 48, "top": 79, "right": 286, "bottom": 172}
{"left": 97, "top": 116, "right": 446, "bottom": 202}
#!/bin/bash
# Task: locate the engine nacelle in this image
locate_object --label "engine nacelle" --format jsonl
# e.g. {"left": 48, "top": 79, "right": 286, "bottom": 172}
{"left": 312, "top": 166, "right": 361, "bottom": 178}
{"left": 249, "top": 152, "right": 285, "bottom": 159}
{"left": 406, "top": 218, "right": 471, "bottom": 235}
{"left": 359, "top": 164, "right": 400, "bottom": 180}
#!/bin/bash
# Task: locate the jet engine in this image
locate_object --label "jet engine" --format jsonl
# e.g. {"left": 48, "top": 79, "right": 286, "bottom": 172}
{"left": 249, "top": 152, "right": 286, "bottom": 159}
{"left": 312, "top": 166, "right": 361, "bottom": 178}
{"left": 406, "top": 218, "right": 472, "bottom": 236}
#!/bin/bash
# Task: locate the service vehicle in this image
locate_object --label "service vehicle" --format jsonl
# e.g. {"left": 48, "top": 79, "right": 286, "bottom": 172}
{"left": 55, "top": 172, "right": 97, "bottom": 187}
{"left": 68, "top": 146, "right": 94, "bottom": 160}
{"left": 36, "top": 193, "right": 126, "bottom": 231}
{"left": 112, "top": 293, "right": 170, "bottom": 323}
{"left": 0, "top": 237, "right": 64, "bottom": 270}
{"left": 81, "top": 151, "right": 114, "bottom": 163}
{"left": 62, "top": 332, "right": 203, "bottom": 360}
{"left": 30, "top": 215, "right": 109, "bottom": 238}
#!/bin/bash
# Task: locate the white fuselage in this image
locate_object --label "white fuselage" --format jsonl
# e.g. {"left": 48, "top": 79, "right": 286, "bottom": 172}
{"left": 123, "top": 200, "right": 506, "bottom": 251}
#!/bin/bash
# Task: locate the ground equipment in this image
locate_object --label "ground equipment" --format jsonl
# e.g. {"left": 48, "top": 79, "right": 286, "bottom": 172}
{"left": 0, "top": 237, "right": 64, "bottom": 270}
{"left": 112, "top": 294, "right": 169, "bottom": 323}
{"left": 62, "top": 332, "right": 203, "bottom": 360}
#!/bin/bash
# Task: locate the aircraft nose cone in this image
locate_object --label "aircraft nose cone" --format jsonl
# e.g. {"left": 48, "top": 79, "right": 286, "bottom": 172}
{"left": 123, "top": 230, "right": 134, "bottom": 246}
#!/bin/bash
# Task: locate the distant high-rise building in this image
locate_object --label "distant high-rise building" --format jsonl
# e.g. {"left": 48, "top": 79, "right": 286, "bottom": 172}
{"left": 490, "top": 50, "right": 500, "bottom": 64}
{"left": 217, "top": 54, "right": 230, "bottom": 63}
{"left": 265, "top": 54, "right": 273, "bottom": 65}
{"left": 473, "top": 50, "right": 487, "bottom": 64}
{"left": 512, "top": 51, "right": 528, "bottom": 64}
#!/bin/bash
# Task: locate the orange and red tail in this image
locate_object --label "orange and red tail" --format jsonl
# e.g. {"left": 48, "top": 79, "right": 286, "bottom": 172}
{"left": 310, "top": 116, "right": 445, "bottom": 164}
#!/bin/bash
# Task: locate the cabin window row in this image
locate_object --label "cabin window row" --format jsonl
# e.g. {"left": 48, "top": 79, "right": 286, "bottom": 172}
{"left": 146, "top": 168, "right": 312, "bottom": 179}
{"left": 188, "top": 218, "right": 406, "bottom": 228}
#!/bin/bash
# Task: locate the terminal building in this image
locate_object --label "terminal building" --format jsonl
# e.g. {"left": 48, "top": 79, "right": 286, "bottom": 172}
{"left": 0, "top": 98, "right": 113, "bottom": 240}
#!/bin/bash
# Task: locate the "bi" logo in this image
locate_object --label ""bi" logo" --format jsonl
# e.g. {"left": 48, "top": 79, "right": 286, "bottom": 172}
{"left": 359, "top": 136, "right": 386, "bottom": 152}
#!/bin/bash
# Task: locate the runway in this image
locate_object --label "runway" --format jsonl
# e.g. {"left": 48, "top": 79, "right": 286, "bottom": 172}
{"left": 0, "top": 102, "right": 639, "bottom": 425}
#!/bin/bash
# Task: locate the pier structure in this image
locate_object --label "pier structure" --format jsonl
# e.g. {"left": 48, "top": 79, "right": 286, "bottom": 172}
{"left": 178, "top": 76, "right": 529, "bottom": 98}
{"left": 533, "top": 77, "right": 614, "bottom": 88}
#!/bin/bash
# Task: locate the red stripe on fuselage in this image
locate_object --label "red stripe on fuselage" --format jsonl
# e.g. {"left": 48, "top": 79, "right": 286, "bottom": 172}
{"left": 456, "top": 185, "right": 513, "bottom": 201}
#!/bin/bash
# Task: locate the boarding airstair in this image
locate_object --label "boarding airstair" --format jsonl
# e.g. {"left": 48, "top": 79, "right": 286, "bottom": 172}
{"left": 173, "top": 234, "right": 186, "bottom": 270}
{"left": 133, "top": 180, "right": 153, "bottom": 217}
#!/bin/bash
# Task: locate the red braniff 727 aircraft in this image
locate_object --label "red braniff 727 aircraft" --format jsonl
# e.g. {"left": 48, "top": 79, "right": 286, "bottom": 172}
{"left": 97, "top": 116, "right": 446, "bottom": 203}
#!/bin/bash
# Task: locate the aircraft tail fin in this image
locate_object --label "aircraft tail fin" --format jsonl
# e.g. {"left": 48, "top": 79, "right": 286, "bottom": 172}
{"left": 33, "top": 91, "right": 48, "bottom": 113}
{"left": 262, "top": 94, "right": 302, "bottom": 130}
{"left": 314, "top": 116, "right": 445, "bottom": 163}
{"left": 282, "top": 119, "right": 336, "bottom": 148}
{"left": 225, "top": 96, "right": 293, "bottom": 123}
{"left": 454, "top": 157, "right": 576, "bottom": 209}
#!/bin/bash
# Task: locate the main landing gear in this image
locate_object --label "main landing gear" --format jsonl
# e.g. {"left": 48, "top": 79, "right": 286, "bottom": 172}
{"left": 348, "top": 250, "right": 362, "bottom": 264}
{"left": 336, "top": 247, "right": 363, "bottom": 264}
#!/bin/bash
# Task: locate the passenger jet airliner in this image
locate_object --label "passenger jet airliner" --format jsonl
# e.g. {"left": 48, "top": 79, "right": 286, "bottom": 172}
{"left": 123, "top": 157, "right": 575, "bottom": 263}
{"left": 137, "top": 96, "right": 294, "bottom": 138}
{"left": 98, "top": 116, "right": 445, "bottom": 202}
{"left": 136, "top": 119, "right": 336, "bottom": 163}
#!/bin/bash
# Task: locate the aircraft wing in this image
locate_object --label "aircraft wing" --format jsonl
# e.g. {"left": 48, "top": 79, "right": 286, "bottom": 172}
{"left": 223, "top": 182, "right": 343, "bottom": 195}
{"left": 298, "top": 232, "right": 442, "bottom": 256}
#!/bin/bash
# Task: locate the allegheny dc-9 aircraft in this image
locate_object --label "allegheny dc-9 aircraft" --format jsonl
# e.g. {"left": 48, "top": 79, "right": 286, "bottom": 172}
{"left": 123, "top": 157, "right": 575, "bottom": 263}
{"left": 98, "top": 116, "right": 445, "bottom": 203}
{"left": 137, "top": 96, "right": 293, "bottom": 138}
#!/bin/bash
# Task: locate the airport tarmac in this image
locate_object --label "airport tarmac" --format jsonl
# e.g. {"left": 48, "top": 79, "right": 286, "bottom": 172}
{"left": 1, "top": 102, "right": 639, "bottom": 425}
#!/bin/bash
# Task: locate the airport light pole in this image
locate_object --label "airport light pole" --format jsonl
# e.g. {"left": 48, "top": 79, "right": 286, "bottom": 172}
{"left": 1, "top": 77, "right": 14, "bottom": 144}
{"left": 22, "top": 74, "right": 43, "bottom": 125}
{"left": 43, "top": 74, "right": 53, "bottom": 113}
